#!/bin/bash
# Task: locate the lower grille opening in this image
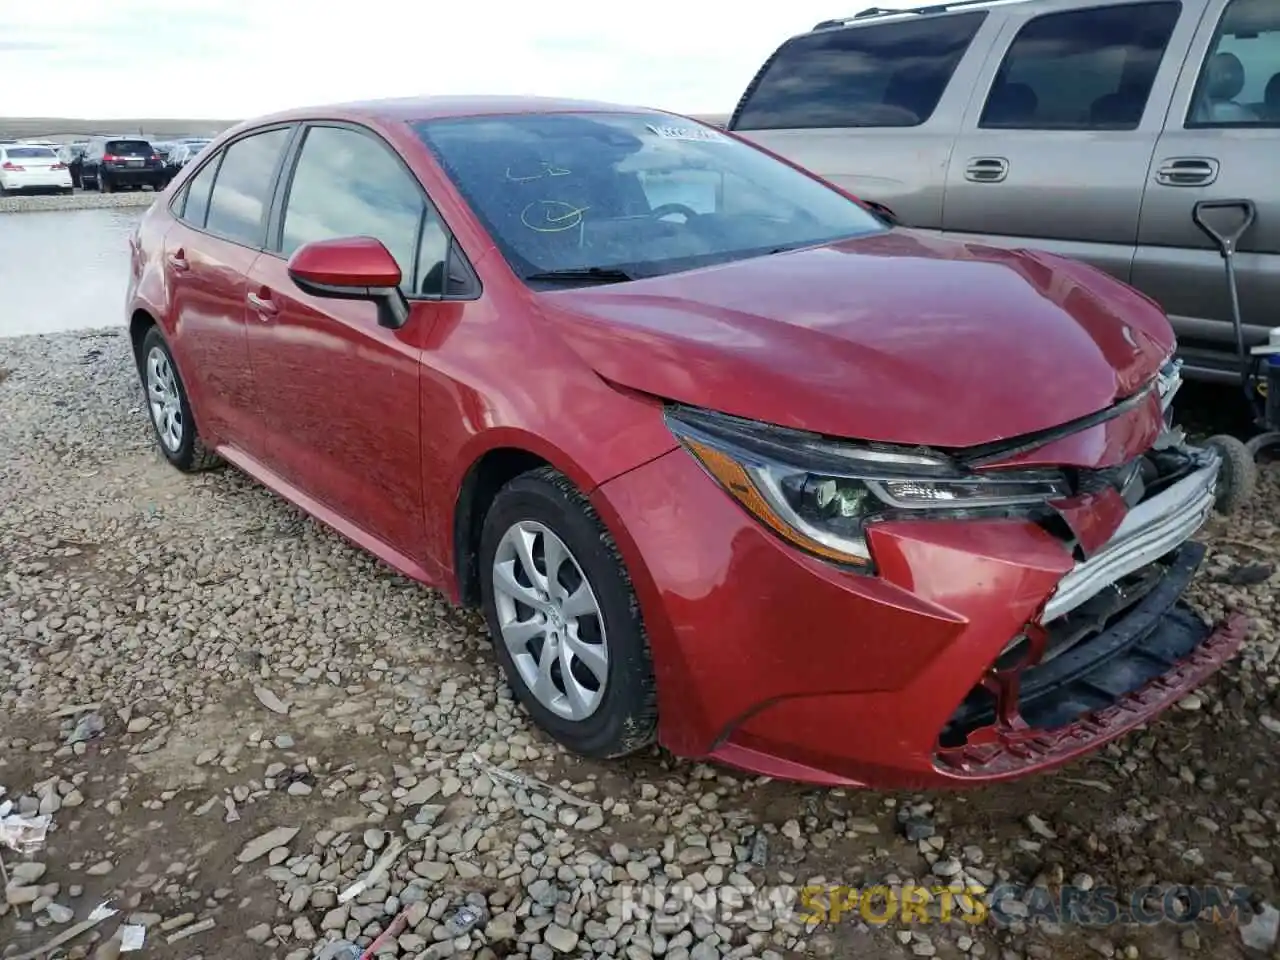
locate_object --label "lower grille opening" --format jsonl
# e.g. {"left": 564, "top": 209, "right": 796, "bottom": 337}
{"left": 938, "top": 542, "right": 1208, "bottom": 750}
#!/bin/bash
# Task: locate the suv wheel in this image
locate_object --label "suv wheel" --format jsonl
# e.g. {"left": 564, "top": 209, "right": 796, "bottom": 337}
{"left": 479, "top": 467, "right": 658, "bottom": 759}
{"left": 98, "top": 173, "right": 112, "bottom": 193}
{"left": 138, "top": 327, "right": 222, "bottom": 472}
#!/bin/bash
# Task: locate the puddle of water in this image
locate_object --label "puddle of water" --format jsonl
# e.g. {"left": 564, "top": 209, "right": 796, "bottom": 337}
{"left": 0, "top": 208, "right": 145, "bottom": 338}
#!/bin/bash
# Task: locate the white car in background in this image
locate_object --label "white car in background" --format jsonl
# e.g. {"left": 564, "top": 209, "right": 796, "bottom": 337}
{"left": 0, "top": 144, "right": 73, "bottom": 196}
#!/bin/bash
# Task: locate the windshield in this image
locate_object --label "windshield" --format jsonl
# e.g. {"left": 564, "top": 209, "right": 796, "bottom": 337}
{"left": 413, "top": 111, "right": 886, "bottom": 284}
{"left": 6, "top": 147, "right": 56, "bottom": 159}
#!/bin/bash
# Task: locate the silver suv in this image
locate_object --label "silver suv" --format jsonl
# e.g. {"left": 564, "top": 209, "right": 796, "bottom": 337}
{"left": 728, "top": 0, "right": 1278, "bottom": 382}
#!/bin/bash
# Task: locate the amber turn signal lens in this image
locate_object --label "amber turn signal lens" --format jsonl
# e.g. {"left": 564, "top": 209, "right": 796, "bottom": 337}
{"left": 682, "top": 438, "right": 869, "bottom": 566}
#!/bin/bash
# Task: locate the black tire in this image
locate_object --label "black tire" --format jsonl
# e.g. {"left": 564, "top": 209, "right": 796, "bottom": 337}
{"left": 137, "top": 326, "right": 222, "bottom": 473}
{"left": 479, "top": 466, "right": 658, "bottom": 759}
{"left": 1204, "top": 434, "right": 1256, "bottom": 514}
{"left": 99, "top": 173, "right": 112, "bottom": 193}
{"left": 61, "top": 187, "right": 73, "bottom": 196}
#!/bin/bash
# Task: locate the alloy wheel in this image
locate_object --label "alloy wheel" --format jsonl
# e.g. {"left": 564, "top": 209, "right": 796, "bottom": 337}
{"left": 492, "top": 520, "right": 608, "bottom": 721}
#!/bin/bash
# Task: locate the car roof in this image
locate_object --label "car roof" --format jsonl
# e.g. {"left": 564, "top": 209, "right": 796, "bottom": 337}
{"left": 244, "top": 94, "right": 677, "bottom": 128}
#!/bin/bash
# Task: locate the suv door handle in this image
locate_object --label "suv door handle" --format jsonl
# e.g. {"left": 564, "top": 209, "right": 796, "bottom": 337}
{"left": 964, "top": 157, "right": 1009, "bottom": 183}
{"left": 246, "top": 290, "right": 278, "bottom": 319}
{"left": 1155, "top": 157, "right": 1219, "bottom": 187}
{"left": 167, "top": 250, "right": 189, "bottom": 272}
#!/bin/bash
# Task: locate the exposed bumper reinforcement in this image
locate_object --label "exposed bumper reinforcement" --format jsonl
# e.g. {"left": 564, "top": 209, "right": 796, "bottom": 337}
{"left": 1041, "top": 455, "right": 1219, "bottom": 624}
{"left": 935, "top": 610, "right": 1247, "bottom": 780}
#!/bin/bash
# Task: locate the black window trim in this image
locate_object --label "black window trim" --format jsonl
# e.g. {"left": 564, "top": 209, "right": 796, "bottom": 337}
{"left": 265, "top": 118, "right": 482, "bottom": 303}
{"left": 167, "top": 122, "right": 301, "bottom": 249}
{"left": 977, "top": 0, "right": 1185, "bottom": 133}
{"left": 727, "top": 10, "right": 990, "bottom": 132}
{"left": 1183, "top": 0, "right": 1280, "bottom": 129}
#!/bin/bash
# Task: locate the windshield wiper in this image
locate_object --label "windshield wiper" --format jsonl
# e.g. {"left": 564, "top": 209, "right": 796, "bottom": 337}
{"left": 524, "top": 267, "right": 636, "bottom": 285}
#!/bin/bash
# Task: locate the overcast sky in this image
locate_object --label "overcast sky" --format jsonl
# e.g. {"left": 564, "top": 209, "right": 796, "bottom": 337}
{"left": 0, "top": 0, "right": 917, "bottom": 119}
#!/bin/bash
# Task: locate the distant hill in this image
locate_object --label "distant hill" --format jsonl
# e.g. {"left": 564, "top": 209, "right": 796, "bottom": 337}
{"left": 0, "top": 118, "right": 235, "bottom": 141}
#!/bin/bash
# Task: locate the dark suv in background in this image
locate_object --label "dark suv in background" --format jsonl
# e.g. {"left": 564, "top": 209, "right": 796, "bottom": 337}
{"left": 80, "top": 137, "right": 166, "bottom": 192}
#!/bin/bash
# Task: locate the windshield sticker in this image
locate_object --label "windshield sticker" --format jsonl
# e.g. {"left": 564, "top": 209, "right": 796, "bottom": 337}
{"left": 521, "top": 200, "right": 590, "bottom": 233}
{"left": 506, "top": 161, "right": 572, "bottom": 183}
{"left": 645, "top": 123, "right": 727, "bottom": 143}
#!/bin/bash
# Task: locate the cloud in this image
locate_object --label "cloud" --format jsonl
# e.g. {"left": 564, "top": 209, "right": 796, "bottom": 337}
{"left": 0, "top": 0, "right": 918, "bottom": 119}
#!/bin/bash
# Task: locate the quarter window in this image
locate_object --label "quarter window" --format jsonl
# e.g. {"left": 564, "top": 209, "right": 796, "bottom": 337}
{"left": 980, "top": 2, "right": 1181, "bottom": 130}
{"left": 280, "top": 125, "right": 445, "bottom": 296}
{"left": 732, "top": 12, "right": 987, "bottom": 130}
{"left": 1187, "top": 0, "right": 1280, "bottom": 126}
{"left": 179, "top": 155, "right": 220, "bottom": 228}
{"left": 204, "top": 128, "right": 291, "bottom": 246}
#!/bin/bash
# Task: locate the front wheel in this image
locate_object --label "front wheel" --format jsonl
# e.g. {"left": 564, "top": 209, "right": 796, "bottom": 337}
{"left": 138, "top": 326, "right": 222, "bottom": 473}
{"left": 479, "top": 467, "right": 658, "bottom": 759}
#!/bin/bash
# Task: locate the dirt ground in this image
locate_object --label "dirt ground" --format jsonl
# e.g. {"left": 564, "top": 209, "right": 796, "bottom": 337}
{"left": 1, "top": 331, "right": 1278, "bottom": 960}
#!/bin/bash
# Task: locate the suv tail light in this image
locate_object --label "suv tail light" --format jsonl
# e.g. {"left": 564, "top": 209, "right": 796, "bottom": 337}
{"left": 103, "top": 153, "right": 117, "bottom": 162}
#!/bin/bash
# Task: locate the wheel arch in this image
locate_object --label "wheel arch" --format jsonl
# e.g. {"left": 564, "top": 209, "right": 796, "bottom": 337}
{"left": 453, "top": 446, "right": 555, "bottom": 608}
{"left": 449, "top": 428, "right": 648, "bottom": 608}
{"left": 129, "top": 308, "right": 158, "bottom": 369}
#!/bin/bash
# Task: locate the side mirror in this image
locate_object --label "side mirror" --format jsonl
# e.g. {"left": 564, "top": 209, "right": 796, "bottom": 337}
{"left": 862, "top": 200, "right": 901, "bottom": 227}
{"left": 287, "top": 236, "right": 410, "bottom": 329}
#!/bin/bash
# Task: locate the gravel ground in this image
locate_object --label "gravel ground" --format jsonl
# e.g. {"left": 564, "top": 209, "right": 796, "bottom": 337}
{"left": 0, "top": 191, "right": 156, "bottom": 215}
{"left": 1, "top": 330, "right": 1278, "bottom": 960}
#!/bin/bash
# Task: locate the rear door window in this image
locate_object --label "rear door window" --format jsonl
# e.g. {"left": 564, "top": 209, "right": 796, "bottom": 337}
{"left": 980, "top": 2, "right": 1182, "bottom": 130}
{"left": 731, "top": 12, "right": 987, "bottom": 130}
{"left": 203, "top": 128, "right": 291, "bottom": 247}
{"left": 179, "top": 154, "right": 221, "bottom": 228}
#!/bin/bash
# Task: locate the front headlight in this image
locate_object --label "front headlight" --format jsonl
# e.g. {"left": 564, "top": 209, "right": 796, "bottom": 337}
{"left": 666, "top": 406, "right": 1071, "bottom": 569}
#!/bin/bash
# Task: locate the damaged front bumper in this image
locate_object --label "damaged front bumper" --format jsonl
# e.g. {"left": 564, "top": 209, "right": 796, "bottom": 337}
{"left": 936, "top": 541, "right": 1247, "bottom": 778}
{"left": 594, "top": 386, "right": 1246, "bottom": 788}
{"left": 929, "top": 437, "right": 1245, "bottom": 781}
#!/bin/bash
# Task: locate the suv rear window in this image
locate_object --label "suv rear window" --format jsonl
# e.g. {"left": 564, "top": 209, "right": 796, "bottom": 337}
{"left": 106, "top": 140, "right": 153, "bottom": 156}
{"left": 731, "top": 12, "right": 987, "bottom": 130}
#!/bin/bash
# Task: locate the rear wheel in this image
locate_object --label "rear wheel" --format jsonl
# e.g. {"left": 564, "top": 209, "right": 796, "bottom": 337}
{"left": 138, "top": 326, "right": 222, "bottom": 473}
{"left": 479, "top": 467, "right": 657, "bottom": 759}
{"left": 98, "top": 173, "right": 112, "bottom": 193}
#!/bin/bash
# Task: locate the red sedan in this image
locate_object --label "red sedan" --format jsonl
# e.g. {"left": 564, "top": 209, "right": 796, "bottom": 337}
{"left": 125, "top": 96, "right": 1246, "bottom": 789}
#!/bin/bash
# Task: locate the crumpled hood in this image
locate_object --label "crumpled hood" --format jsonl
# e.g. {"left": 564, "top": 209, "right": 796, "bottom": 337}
{"left": 540, "top": 231, "right": 1175, "bottom": 449}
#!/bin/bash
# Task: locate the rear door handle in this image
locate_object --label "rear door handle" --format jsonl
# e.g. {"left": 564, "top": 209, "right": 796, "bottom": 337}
{"left": 246, "top": 290, "right": 278, "bottom": 319}
{"left": 167, "top": 250, "right": 189, "bottom": 272}
{"left": 1155, "top": 157, "right": 1219, "bottom": 187}
{"left": 964, "top": 157, "right": 1009, "bottom": 183}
